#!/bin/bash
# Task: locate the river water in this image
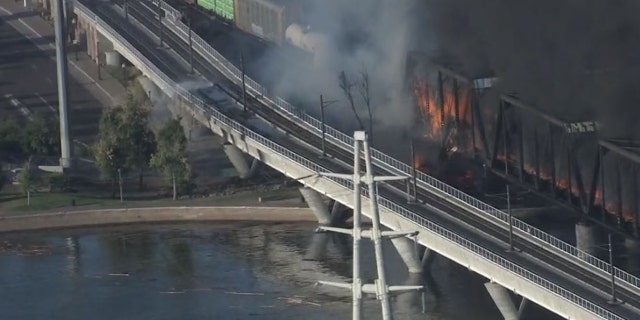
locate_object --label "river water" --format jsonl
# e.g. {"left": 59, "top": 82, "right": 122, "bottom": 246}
{"left": 0, "top": 222, "right": 560, "bottom": 320}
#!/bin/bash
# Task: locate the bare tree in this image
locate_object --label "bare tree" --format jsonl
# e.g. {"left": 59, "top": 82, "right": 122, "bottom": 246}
{"left": 358, "top": 68, "right": 373, "bottom": 143}
{"left": 339, "top": 71, "right": 365, "bottom": 130}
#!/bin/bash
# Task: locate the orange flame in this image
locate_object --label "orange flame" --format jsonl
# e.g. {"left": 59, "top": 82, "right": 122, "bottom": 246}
{"left": 412, "top": 74, "right": 636, "bottom": 224}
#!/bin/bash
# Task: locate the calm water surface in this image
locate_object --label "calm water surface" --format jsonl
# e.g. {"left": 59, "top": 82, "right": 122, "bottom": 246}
{"left": 0, "top": 222, "right": 560, "bottom": 319}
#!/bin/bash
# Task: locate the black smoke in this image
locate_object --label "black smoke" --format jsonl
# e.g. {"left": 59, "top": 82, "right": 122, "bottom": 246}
{"left": 421, "top": 0, "right": 640, "bottom": 139}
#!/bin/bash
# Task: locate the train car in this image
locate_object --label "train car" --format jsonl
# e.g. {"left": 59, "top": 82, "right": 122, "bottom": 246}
{"left": 233, "top": 0, "right": 300, "bottom": 44}
{"left": 194, "top": 0, "right": 234, "bottom": 21}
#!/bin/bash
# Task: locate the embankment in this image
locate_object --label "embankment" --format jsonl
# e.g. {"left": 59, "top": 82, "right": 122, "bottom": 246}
{"left": 0, "top": 206, "right": 316, "bottom": 232}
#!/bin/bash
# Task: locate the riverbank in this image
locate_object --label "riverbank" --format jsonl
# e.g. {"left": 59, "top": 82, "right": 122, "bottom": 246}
{"left": 0, "top": 206, "right": 315, "bottom": 233}
{"left": 0, "top": 185, "right": 319, "bottom": 233}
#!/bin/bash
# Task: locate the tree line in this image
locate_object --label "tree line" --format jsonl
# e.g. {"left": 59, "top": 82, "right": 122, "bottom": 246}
{"left": 94, "top": 92, "right": 191, "bottom": 200}
{"left": 0, "top": 115, "right": 60, "bottom": 163}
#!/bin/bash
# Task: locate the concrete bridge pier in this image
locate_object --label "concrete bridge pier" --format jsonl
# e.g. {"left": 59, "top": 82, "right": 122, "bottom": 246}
{"left": 484, "top": 281, "right": 527, "bottom": 320}
{"left": 575, "top": 221, "right": 599, "bottom": 258}
{"left": 390, "top": 236, "right": 423, "bottom": 273}
{"left": 421, "top": 247, "right": 437, "bottom": 269}
{"left": 395, "top": 273, "right": 426, "bottom": 314}
{"left": 299, "top": 187, "right": 332, "bottom": 226}
{"left": 137, "top": 77, "right": 162, "bottom": 102}
{"left": 104, "top": 51, "right": 122, "bottom": 67}
{"left": 328, "top": 200, "right": 351, "bottom": 226}
{"left": 222, "top": 143, "right": 258, "bottom": 179}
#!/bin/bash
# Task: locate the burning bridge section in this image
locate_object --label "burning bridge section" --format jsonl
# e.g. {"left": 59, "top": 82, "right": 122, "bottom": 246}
{"left": 406, "top": 52, "right": 640, "bottom": 236}
{"left": 405, "top": 52, "right": 495, "bottom": 194}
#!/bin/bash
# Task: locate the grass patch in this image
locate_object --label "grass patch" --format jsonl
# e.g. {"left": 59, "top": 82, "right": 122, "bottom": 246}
{"left": 0, "top": 193, "right": 122, "bottom": 214}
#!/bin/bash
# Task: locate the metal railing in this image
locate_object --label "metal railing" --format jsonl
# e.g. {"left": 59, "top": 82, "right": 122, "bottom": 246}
{"left": 75, "top": 3, "right": 627, "bottom": 318}
{"left": 149, "top": 0, "right": 640, "bottom": 293}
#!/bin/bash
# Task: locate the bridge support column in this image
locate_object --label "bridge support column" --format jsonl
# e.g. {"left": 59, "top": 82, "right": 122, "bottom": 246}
{"left": 299, "top": 187, "right": 332, "bottom": 226}
{"left": 395, "top": 273, "right": 425, "bottom": 314}
{"left": 222, "top": 143, "right": 254, "bottom": 179}
{"left": 328, "top": 200, "right": 350, "bottom": 226}
{"left": 85, "top": 24, "right": 99, "bottom": 62}
{"left": 391, "top": 236, "right": 423, "bottom": 273}
{"left": 104, "top": 51, "right": 122, "bottom": 67}
{"left": 421, "top": 247, "right": 437, "bottom": 268}
{"left": 575, "top": 221, "right": 598, "bottom": 258}
{"left": 484, "top": 281, "right": 519, "bottom": 320}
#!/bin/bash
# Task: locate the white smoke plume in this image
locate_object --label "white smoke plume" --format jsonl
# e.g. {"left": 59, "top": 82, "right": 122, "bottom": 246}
{"left": 253, "top": 0, "right": 426, "bottom": 137}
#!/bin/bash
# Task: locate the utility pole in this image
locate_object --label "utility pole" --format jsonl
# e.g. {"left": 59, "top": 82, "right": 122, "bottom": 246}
{"left": 124, "top": 0, "right": 128, "bottom": 20}
{"left": 157, "top": 0, "right": 163, "bottom": 47}
{"left": 319, "top": 94, "right": 337, "bottom": 157}
{"left": 188, "top": 5, "right": 193, "bottom": 74}
{"left": 608, "top": 233, "right": 620, "bottom": 304}
{"left": 507, "top": 184, "right": 514, "bottom": 251}
{"left": 408, "top": 138, "right": 417, "bottom": 203}
{"left": 315, "top": 131, "right": 423, "bottom": 320}
{"left": 240, "top": 52, "right": 247, "bottom": 112}
{"left": 54, "top": 0, "right": 71, "bottom": 169}
{"left": 118, "top": 168, "right": 123, "bottom": 203}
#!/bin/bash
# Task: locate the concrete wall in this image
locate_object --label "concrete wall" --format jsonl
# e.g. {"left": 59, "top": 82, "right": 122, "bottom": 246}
{"left": 0, "top": 206, "right": 315, "bottom": 233}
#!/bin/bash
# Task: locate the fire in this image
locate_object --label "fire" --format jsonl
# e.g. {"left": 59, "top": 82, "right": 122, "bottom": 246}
{"left": 413, "top": 75, "right": 474, "bottom": 149}
{"left": 413, "top": 153, "right": 427, "bottom": 173}
{"left": 412, "top": 74, "right": 636, "bottom": 225}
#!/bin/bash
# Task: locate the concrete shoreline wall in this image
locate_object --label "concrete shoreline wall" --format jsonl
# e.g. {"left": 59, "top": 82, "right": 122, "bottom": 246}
{"left": 0, "top": 207, "right": 316, "bottom": 233}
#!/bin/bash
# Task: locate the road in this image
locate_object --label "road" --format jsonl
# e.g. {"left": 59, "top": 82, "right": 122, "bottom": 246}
{"left": 0, "top": 9, "right": 103, "bottom": 143}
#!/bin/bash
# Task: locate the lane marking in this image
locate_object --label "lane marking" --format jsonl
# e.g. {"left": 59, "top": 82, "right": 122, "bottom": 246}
{"left": 8, "top": 95, "right": 34, "bottom": 121}
{"left": 35, "top": 91, "right": 56, "bottom": 113}
{"left": 0, "top": 5, "right": 115, "bottom": 104}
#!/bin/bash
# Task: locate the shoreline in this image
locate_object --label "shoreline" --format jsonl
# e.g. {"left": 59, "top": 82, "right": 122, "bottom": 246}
{"left": 0, "top": 206, "right": 316, "bottom": 233}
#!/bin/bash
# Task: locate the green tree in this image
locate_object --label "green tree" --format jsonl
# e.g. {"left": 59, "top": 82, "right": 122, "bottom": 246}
{"left": 93, "top": 106, "right": 127, "bottom": 199}
{"left": 0, "top": 117, "right": 25, "bottom": 162}
{"left": 18, "top": 163, "right": 38, "bottom": 206}
{"left": 0, "top": 169, "right": 6, "bottom": 193}
{"left": 22, "top": 115, "right": 60, "bottom": 156}
{"left": 122, "top": 94, "right": 156, "bottom": 192}
{"left": 150, "top": 118, "right": 191, "bottom": 200}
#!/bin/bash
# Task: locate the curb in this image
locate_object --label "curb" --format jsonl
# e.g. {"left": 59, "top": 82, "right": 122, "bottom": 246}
{"left": 0, "top": 206, "right": 316, "bottom": 233}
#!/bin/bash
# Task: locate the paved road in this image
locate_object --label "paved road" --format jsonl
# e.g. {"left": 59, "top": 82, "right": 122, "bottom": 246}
{"left": 0, "top": 10, "right": 102, "bottom": 143}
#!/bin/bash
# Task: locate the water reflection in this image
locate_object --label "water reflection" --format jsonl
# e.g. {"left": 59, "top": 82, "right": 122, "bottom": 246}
{"left": 0, "top": 222, "right": 562, "bottom": 320}
{"left": 65, "top": 236, "right": 81, "bottom": 276}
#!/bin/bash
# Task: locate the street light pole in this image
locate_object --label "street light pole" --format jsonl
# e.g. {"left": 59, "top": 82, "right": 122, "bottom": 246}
{"left": 73, "top": 40, "right": 78, "bottom": 61}
{"left": 319, "top": 94, "right": 337, "bottom": 157}
{"left": 320, "top": 94, "right": 327, "bottom": 157}
{"left": 122, "top": 63, "right": 128, "bottom": 92}
{"left": 410, "top": 138, "right": 417, "bottom": 202}
{"left": 118, "top": 168, "right": 123, "bottom": 203}
{"left": 124, "top": 0, "right": 128, "bottom": 20}
{"left": 507, "top": 184, "right": 515, "bottom": 251}
{"left": 188, "top": 6, "right": 193, "bottom": 74}
{"left": 608, "top": 233, "right": 619, "bottom": 304}
{"left": 241, "top": 52, "right": 247, "bottom": 112}
{"left": 157, "top": 0, "right": 163, "bottom": 47}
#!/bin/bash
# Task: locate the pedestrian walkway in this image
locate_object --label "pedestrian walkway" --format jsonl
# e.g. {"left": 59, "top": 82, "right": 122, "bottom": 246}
{"left": 0, "top": 0, "right": 127, "bottom": 108}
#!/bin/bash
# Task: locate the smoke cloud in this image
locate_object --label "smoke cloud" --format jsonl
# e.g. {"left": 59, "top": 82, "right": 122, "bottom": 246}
{"left": 254, "top": 0, "right": 425, "bottom": 136}
{"left": 421, "top": 0, "right": 640, "bottom": 139}
{"left": 252, "top": 0, "right": 640, "bottom": 141}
